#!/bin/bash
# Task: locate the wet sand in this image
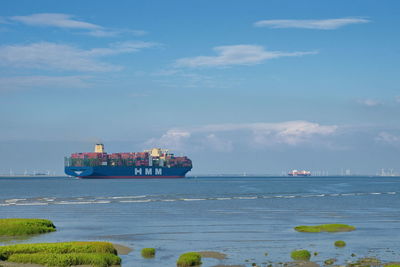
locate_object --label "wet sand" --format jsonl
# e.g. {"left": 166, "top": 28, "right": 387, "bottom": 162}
{"left": 112, "top": 243, "right": 132, "bottom": 255}
{"left": 198, "top": 251, "right": 227, "bottom": 260}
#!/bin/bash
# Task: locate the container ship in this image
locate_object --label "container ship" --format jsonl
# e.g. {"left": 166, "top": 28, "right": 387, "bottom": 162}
{"left": 64, "top": 144, "right": 192, "bottom": 179}
{"left": 288, "top": 170, "right": 311, "bottom": 177}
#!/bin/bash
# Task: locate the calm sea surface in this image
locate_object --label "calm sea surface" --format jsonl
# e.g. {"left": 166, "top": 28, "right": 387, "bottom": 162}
{"left": 0, "top": 176, "right": 400, "bottom": 266}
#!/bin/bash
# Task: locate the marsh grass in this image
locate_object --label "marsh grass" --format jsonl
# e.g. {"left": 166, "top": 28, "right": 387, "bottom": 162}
{"left": 0, "top": 219, "right": 56, "bottom": 236}
{"left": 0, "top": 241, "right": 120, "bottom": 267}
{"left": 141, "top": 248, "right": 155, "bottom": 258}
{"left": 177, "top": 252, "right": 202, "bottom": 266}
{"left": 294, "top": 224, "right": 355, "bottom": 233}
{"left": 291, "top": 250, "right": 311, "bottom": 261}
{"left": 0, "top": 241, "right": 117, "bottom": 259}
{"left": 7, "top": 252, "right": 120, "bottom": 267}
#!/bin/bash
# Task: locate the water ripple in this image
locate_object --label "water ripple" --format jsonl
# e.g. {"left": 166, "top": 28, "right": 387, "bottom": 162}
{"left": 0, "top": 191, "right": 397, "bottom": 207}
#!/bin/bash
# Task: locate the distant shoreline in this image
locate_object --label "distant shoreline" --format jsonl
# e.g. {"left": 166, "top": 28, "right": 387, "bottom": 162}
{"left": 0, "top": 175, "right": 399, "bottom": 179}
{"left": 0, "top": 176, "right": 67, "bottom": 178}
{"left": 188, "top": 175, "right": 400, "bottom": 178}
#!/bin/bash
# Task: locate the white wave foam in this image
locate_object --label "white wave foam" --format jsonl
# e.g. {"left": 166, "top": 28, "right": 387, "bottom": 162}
{"left": 109, "top": 195, "right": 147, "bottom": 199}
{"left": 16, "top": 202, "right": 48, "bottom": 206}
{"left": 2, "top": 190, "right": 396, "bottom": 207}
{"left": 5, "top": 198, "right": 26, "bottom": 203}
{"left": 40, "top": 198, "right": 55, "bottom": 201}
{"left": 235, "top": 196, "right": 258, "bottom": 200}
{"left": 55, "top": 201, "right": 109, "bottom": 205}
{"left": 119, "top": 199, "right": 152, "bottom": 203}
{"left": 182, "top": 198, "right": 206, "bottom": 201}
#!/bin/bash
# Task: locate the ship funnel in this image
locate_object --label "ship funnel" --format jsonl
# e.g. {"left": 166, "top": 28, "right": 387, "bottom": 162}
{"left": 94, "top": 143, "right": 105, "bottom": 153}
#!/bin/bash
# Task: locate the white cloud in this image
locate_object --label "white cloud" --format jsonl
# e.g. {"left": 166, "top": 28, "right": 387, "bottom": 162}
{"left": 376, "top": 132, "right": 400, "bottom": 146}
{"left": 10, "top": 13, "right": 146, "bottom": 37}
{"left": 152, "top": 69, "right": 232, "bottom": 89}
{"left": 357, "top": 99, "right": 382, "bottom": 107}
{"left": 0, "top": 75, "right": 91, "bottom": 91}
{"left": 204, "top": 134, "right": 233, "bottom": 152}
{"left": 254, "top": 18, "right": 370, "bottom": 30}
{"left": 175, "top": 45, "right": 317, "bottom": 68}
{"left": 147, "top": 121, "right": 338, "bottom": 151}
{"left": 86, "top": 29, "right": 148, "bottom": 38}
{"left": 0, "top": 41, "right": 157, "bottom": 72}
{"left": 146, "top": 129, "right": 191, "bottom": 150}
{"left": 11, "top": 13, "right": 100, "bottom": 29}
{"left": 0, "top": 17, "right": 8, "bottom": 24}
{"left": 198, "top": 121, "right": 337, "bottom": 146}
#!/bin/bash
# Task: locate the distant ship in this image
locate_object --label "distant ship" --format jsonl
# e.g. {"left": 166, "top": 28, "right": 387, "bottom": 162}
{"left": 288, "top": 170, "right": 311, "bottom": 177}
{"left": 65, "top": 144, "right": 192, "bottom": 179}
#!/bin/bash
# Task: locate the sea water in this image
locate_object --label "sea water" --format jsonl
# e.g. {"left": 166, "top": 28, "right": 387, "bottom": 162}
{"left": 0, "top": 176, "right": 399, "bottom": 266}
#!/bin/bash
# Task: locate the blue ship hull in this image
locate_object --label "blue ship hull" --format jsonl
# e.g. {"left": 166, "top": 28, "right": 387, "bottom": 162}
{"left": 65, "top": 166, "right": 192, "bottom": 179}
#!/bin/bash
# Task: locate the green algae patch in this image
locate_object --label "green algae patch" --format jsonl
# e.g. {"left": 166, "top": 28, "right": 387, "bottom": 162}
{"left": 291, "top": 250, "right": 311, "bottom": 261}
{"left": 334, "top": 240, "right": 346, "bottom": 247}
{"left": 0, "top": 219, "right": 56, "bottom": 237}
{"left": 141, "top": 248, "right": 156, "bottom": 258}
{"left": 0, "top": 241, "right": 120, "bottom": 267}
{"left": 294, "top": 224, "right": 355, "bottom": 233}
{"left": 385, "top": 265, "right": 400, "bottom": 267}
{"left": 177, "top": 252, "right": 202, "bottom": 266}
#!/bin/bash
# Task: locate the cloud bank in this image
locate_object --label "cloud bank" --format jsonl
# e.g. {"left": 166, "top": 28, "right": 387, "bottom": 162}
{"left": 11, "top": 13, "right": 100, "bottom": 29}
{"left": 146, "top": 121, "right": 338, "bottom": 151}
{"left": 175, "top": 45, "right": 316, "bottom": 68}
{"left": 0, "top": 75, "right": 91, "bottom": 91}
{"left": 376, "top": 132, "right": 400, "bottom": 146}
{"left": 254, "top": 18, "right": 370, "bottom": 30}
{"left": 9, "top": 13, "right": 146, "bottom": 37}
{"left": 357, "top": 99, "right": 382, "bottom": 107}
{"left": 0, "top": 41, "right": 157, "bottom": 72}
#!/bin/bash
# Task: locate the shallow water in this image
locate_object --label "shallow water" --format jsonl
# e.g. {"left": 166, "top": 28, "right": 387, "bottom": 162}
{"left": 0, "top": 176, "right": 400, "bottom": 266}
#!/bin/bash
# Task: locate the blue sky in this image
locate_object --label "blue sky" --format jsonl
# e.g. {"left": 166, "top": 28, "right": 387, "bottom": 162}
{"left": 0, "top": 0, "right": 399, "bottom": 175}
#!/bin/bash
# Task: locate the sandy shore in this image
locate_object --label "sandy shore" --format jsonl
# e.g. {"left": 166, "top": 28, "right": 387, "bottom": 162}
{"left": 112, "top": 243, "right": 132, "bottom": 255}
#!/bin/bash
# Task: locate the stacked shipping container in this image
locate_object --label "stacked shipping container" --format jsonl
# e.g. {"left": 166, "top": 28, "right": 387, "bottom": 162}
{"left": 66, "top": 150, "right": 192, "bottom": 168}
